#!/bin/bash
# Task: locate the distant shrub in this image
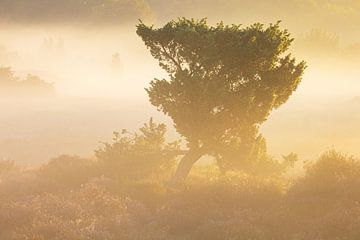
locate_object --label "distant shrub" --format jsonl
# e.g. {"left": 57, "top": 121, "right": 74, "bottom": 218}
{"left": 38, "top": 155, "right": 99, "bottom": 192}
{"left": 0, "top": 159, "right": 18, "bottom": 175}
{"left": 284, "top": 150, "right": 360, "bottom": 239}
{"left": 289, "top": 150, "right": 360, "bottom": 205}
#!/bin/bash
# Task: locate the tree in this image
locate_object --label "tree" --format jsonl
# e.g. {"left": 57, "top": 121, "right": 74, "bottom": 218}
{"left": 137, "top": 18, "right": 306, "bottom": 184}
{"left": 0, "top": 67, "right": 18, "bottom": 85}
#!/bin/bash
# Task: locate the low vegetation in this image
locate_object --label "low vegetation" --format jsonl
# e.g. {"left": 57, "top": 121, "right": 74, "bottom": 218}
{"left": 0, "top": 120, "right": 359, "bottom": 240}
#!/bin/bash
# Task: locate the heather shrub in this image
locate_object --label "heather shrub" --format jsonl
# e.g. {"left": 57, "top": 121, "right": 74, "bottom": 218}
{"left": 285, "top": 150, "right": 360, "bottom": 239}
{"left": 289, "top": 150, "right": 360, "bottom": 209}
{"left": 156, "top": 173, "right": 285, "bottom": 239}
{"left": 38, "top": 155, "right": 99, "bottom": 192}
{"left": 2, "top": 147, "right": 360, "bottom": 239}
{"left": 235, "top": 153, "right": 299, "bottom": 177}
{"left": 0, "top": 181, "right": 156, "bottom": 240}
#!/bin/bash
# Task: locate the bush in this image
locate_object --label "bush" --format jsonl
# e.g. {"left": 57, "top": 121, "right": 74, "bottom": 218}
{"left": 289, "top": 150, "right": 360, "bottom": 207}
{"left": 0, "top": 181, "right": 156, "bottom": 240}
{"left": 38, "top": 155, "right": 99, "bottom": 192}
{"left": 95, "top": 119, "right": 179, "bottom": 182}
{"left": 157, "top": 173, "right": 285, "bottom": 239}
{"left": 285, "top": 150, "right": 360, "bottom": 239}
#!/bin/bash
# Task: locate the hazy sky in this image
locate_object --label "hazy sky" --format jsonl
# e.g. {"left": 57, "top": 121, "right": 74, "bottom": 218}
{"left": 0, "top": 0, "right": 359, "bottom": 99}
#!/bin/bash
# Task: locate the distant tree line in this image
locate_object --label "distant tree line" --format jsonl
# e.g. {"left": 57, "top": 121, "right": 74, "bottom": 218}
{"left": 0, "top": 67, "right": 55, "bottom": 96}
{"left": 0, "top": 0, "right": 153, "bottom": 24}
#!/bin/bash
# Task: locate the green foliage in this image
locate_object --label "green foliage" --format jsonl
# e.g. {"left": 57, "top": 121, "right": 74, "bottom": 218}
{"left": 95, "top": 118, "right": 180, "bottom": 181}
{"left": 137, "top": 18, "right": 306, "bottom": 170}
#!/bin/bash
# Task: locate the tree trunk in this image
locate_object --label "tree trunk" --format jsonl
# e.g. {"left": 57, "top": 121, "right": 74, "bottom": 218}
{"left": 171, "top": 148, "right": 203, "bottom": 186}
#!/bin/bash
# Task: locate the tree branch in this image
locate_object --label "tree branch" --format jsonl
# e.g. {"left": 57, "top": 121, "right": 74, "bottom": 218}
{"left": 160, "top": 45, "right": 183, "bottom": 71}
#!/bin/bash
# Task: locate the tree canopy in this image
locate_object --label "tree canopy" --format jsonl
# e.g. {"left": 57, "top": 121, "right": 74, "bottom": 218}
{"left": 137, "top": 18, "right": 306, "bottom": 182}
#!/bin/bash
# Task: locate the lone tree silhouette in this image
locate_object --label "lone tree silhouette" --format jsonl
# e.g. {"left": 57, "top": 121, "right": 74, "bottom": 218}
{"left": 137, "top": 18, "right": 306, "bottom": 184}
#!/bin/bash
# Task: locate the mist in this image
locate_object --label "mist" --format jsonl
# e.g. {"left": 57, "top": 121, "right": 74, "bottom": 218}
{"left": 1, "top": 2, "right": 360, "bottom": 238}
{"left": 0, "top": 0, "right": 359, "bottom": 164}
